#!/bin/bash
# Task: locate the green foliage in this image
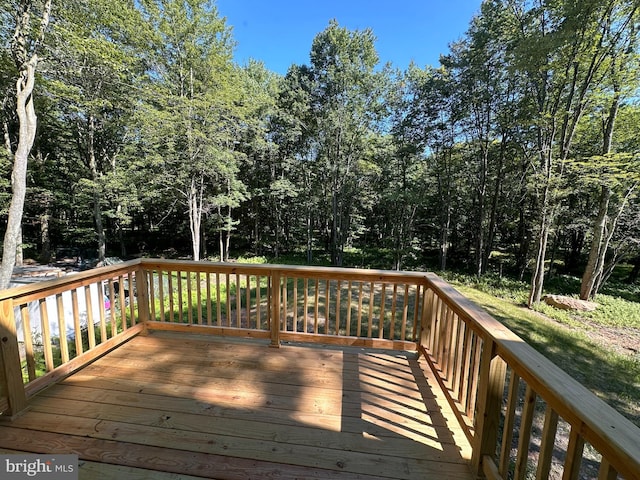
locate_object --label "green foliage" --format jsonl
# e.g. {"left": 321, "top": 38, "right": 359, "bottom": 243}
{"left": 445, "top": 270, "right": 640, "bottom": 329}
{"left": 453, "top": 282, "right": 640, "bottom": 426}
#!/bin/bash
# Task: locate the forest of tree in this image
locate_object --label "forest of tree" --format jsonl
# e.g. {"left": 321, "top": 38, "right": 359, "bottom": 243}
{"left": 1, "top": 0, "right": 640, "bottom": 304}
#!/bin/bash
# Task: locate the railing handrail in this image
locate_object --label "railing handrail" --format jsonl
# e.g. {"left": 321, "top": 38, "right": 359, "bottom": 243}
{"left": 138, "top": 258, "right": 430, "bottom": 284}
{"left": 0, "top": 259, "right": 141, "bottom": 303}
{"left": 1, "top": 260, "right": 639, "bottom": 478}
{"left": 423, "top": 272, "right": 640, "bottom": 480}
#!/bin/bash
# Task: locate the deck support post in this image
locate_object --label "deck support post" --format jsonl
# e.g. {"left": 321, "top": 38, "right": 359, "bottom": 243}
{"left": 471, "top": 338, "right": 506, "bottom": 477}
{"left": 0, "top": 298, "right": 28, "bottom": 417}
{"left": 418, "top": 287, "right": 434, "bottom": 354}
{"left": 136, "top": 264, "right": 151, "bottom": 333}
{"left": 270, "top": 270, "right": 281, "bottom": 348}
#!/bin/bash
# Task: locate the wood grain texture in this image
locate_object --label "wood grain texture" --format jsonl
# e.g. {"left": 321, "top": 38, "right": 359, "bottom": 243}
{"left": 1, "top": 331, "right": 473, "bottom": 479}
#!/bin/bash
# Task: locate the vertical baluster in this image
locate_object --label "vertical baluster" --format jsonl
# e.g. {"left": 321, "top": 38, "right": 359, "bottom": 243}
{"left": 282, "top": 276, "right": 288, "bottom": 331}
{"left": 303, "top": 278, "right": 309, "bottom": 333}
{"left": 94, "top": 282, "right": 108, "bottom": 343}
{"left": 267, "top": 274, "right": 272, "bottom": 328}
{"left": 325, "top": 279, "right": 330, "bottom": 334}
{"left": 499, "top": 371, "right": 520, "bottom": 477}
{"left": 149, "top": 270, "right": 156, "bottom": 321}
{"left": 335, "top": 280, "right": 341, "bottom": 336}
{"left": 460, "top": 326, "right": 474, "bottom": 413}
{"left": 85, "top": 285, "right": 97, "bottom": 348}
{"left": 39, "top": 298, "right": 54, "bottom": 371}
{"left": 71, "top": 289, "right": 82, "bottom": 355}
{"left": 158, "top": 271, "right": 165, "bottom": 322}
{"left": 177, "top": 271, "right": 184, "bottom": 324}
{"left": 446, "top": 312, "right": 460, "bottom": 387}
{"left": 367, "top": 281, "right": 374, "bottom": 338}
{"left": 597, "top": 459, "right": 617, "bottom": 480}
{"left": 314, "top": 278, "right": 319, "bottom": 334}
{"left": 108, "top": 280, "right": 117, "bottom": 335}
{"left": 379, "top": 283, "right": 386, "bottom": 339}
{"left": 562, "top": 428, "right": 585, "bottom": 480}
{"left": 513, "top": 385, "right": 537, "bottom": 480}
{"left": 536, "top": 405, "right": 559, "bottom": 480}
{"left": 292, "top": 277, "right": 298, "bottom": 332}
{"left": 236, "top": 273, "right": 242, "bottom": 328}
{"left": 167, "top": 271, "right": 174, "bottom": 322}
{"left": 196, "top": 271, "right": 203, "bottom": 325}
{"left": 225, "top": 273, "right": 231, "bottom": 327}
{"left": 431, "top": 296, "right": 441, "bottom": 357}
{"left": 270, "top": 271, "right": 281, "bottom": 347}
{"left": 452, "top": 317, "right": 466, "bottom": 403}
{"left": 412, "top": 284, "right": 421, "bottom": 342}
{"left": 256, "top": 275, "right": 262, "bottom": 329}
{"left": 357, "top": 282, "right": 364, "bottom": 337}
{"left": 117, "top": 277, "right": 126, "bottom": 331}
{"left": 20, "top": 305, "right": 37, "bottom": 381}
{"left": 206, "top": 272, "right": 212, "bottom": 326}
{"left": 400, "top": 284, "right": 409, "bottom": 341}
{"left": 466, "top": 335, "right": 482, "bottom": 419}
{"left": 216, "top": 273, "right": 222, "bottom": 326}
{"left": 438, "top": 301, "right": 449, "bottom": 366}
{"left": 346, "top": 281, "right": 353, "bottom": 337}
{"left": 246, "top": 274, "right": 252, "bottom": 329}
{"left": 98, "top": 282, "right": 107, "bottom": 342}
{"left": 128, "top": 272, "right": 135, "bottom": 326}
{"left": 389, "top": 283, "right": 398, "bottom": 340}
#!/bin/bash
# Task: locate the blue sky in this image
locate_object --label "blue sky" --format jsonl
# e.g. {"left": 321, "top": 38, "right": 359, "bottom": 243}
{"left": 215, "top": 0, "right": 483, "bottom": 75}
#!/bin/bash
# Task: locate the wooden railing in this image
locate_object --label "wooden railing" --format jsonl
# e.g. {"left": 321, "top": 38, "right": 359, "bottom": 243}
{"left": 1, "top": 259, "right": 639, "bottom": 479}
{"left": 138, "top": 259, "right": 426, "bottom": 350}
{"left": 0, "top": 260, "right": 148, "bottom": 415}
{"left": 421, "top": 273, "right": 640, "bottom": 480}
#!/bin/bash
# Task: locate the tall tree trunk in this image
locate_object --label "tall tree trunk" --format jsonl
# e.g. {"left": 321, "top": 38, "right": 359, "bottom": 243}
{"left": 87, "top": 115, "right": 106, "bottom": 263}
{"left": 482, "top": 134, "right": 507, "bottom": 274}
{"left": 188, "top": 177, "right": 203, "bottom": 261}
{"left": 225, "top": 205, "right": 231, "bottom": 262}
{"left": 580, "top": 90, "right": 621, "bottom": 300}
{"left": 0, "top": 61, "right": 37, "bottom": 289}
{"left": 40, "top": 208, "right": 50, "bottom": 263}
{"left": 528, "top": 163, "right": 552, "bottom": 308}
{"left": 580, "top": 186, "right": 610, "bottom": 299}
{"left": 0, "top": 0, "right": 51, "bottom": 289}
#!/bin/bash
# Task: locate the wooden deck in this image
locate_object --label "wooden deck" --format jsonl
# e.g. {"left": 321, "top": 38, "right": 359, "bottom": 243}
{"left": 0, "top": 331, "right": 473, "bottom": 480}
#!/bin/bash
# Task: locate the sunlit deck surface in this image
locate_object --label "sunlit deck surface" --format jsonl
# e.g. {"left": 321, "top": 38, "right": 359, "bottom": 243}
{"left": 0, "top": 331, "right": 473, "bottom": 479}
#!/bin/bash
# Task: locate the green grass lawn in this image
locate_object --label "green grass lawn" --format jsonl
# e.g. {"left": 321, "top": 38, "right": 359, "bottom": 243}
{"left": 446, "top": 274, "right": 640, "bottom": 427}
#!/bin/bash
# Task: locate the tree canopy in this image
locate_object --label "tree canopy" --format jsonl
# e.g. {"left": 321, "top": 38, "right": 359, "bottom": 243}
{"left": 1, "top": 0, "right": 639, "bottom": 302}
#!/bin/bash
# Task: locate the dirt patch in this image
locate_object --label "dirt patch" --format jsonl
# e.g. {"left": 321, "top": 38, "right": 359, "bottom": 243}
{"left": 578, "top": 320, "right": 640, "bottom": 357}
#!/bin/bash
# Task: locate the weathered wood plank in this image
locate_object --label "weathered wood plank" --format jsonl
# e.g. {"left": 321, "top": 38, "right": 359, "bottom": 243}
{"left": 7, "top": 411, "right": 471, "bottom": 480}
{"left": 1, "top": 332, "right": 474, "bottom": 480}
{"left": 28, "top": 396, "right": 440, "bottom": 460}
{"left": 0, "top": 428, "right": 395, "bottom": 480}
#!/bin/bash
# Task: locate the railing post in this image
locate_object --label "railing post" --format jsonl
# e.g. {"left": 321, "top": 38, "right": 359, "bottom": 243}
{"left": 270, "top": 270, "right": 281, "bottom": 348}
{"left": 419, "top": 286, "right": 433, "bottom": 352}
{"left": 0, "top": 298, "right": 28, "bottom": 417}
{"left": 136, "top": 263, "right": 151, "bottom": 333}
{"left": 471, "top": 338, "right": 506, "bottom": 477}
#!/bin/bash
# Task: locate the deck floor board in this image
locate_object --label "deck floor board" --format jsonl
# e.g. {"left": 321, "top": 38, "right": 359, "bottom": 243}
{"left": 0, "top": 331, "right": 473, "bottom": 479}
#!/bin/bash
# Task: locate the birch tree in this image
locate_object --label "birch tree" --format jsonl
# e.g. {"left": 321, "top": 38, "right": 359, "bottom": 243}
{"left": 0, "top": 0, "right": 51, "bottom": 289}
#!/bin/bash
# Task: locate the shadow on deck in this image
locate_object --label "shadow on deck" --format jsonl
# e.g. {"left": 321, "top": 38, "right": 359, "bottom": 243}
{"left": 0, "top": 331, "right": 473, "bottom": 480}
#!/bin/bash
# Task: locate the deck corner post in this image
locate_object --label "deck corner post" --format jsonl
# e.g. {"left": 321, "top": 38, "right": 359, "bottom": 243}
{"left": 136, "top": 264, "right": 151, "bottom": 331}
{"left": 418, "top": 286, "right": 434, "bottom": 353}
{"left": 269, "top": 270, "right": 281, "bottom": 348}
{"left": 0, "top": 298, "right": 28, "bottom": 417}
{"left": 471, "top": 338, "right": 506, "bottom": 477}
